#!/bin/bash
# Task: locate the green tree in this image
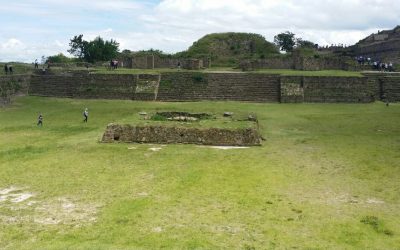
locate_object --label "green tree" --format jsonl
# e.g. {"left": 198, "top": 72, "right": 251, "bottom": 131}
{"left": 67, "top": 35, "right": 119, "bottom": 63}
{"left": 296, "top": 38, "right": 317, "bottom": 49}
{"left": 46, "top": 53, "right": 75, "bottom": 63}
{"left": 68, "top": 34, "right": 87, "bottom": 59}
{"left": 274, "top": 31, "right": 296, "bottom": 52}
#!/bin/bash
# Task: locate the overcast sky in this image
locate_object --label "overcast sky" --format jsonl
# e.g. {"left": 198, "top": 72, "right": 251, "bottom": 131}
{"left": 0, "top": 0, "right": 399, "bottom": 62}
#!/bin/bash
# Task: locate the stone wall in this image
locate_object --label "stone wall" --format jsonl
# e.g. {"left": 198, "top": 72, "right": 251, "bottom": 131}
{"left": 241, "top": 58, "right": 293, "bottom": 71}
{"left": 25, "top": 72, "right": 400, "bottom": 103}
{"left": 381, "top": 76, "right": 400, "bottom": 102}
{"left": 102, "top": 124, "right": 261, "bottom": 146}
{"left": 363, "top": 72, "right": 400, "bottom": 102}
{"left": 132, "top": 55, "right": 154, "bottom": 69}
{"left": 280, "top": 76, "right": 379, "bottom": 103}
{"left": 0, "top": 75, "right": 31, "bottom": 105}
{"left": 129, "top": 55, "right": 207, "bottom": 70}
{"left": 241, "top": 56, "right": 350, "bottom": 71}
{"left": 302, "top": 76, "right": 377, "bottom": 103}
{"left": 280, "top": 76, "right": 304, "bottom": 103}
{"left": 29, "top": 73, "right": 159, "bottom": 101}
{"left": 157, "top": 72, "right": 281, "bottom": 102}
{"left": 295, "top": 57, "right": 348, "bottom": 71}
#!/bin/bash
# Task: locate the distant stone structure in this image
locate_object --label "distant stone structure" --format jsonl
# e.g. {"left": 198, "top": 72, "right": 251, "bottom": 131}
{"left": 353, "top": 26, "right": 400, "bottom": 63}
{"left": 241, "top": 55, "right": 352, "bottom": 71}
{"left": 120, "top": 55, "right": 210, "bottom": 70}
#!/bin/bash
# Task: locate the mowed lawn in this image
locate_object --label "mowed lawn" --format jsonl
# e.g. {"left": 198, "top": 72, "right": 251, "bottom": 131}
{"left": 0, "top": 96, "right": 399, "bottom": 249}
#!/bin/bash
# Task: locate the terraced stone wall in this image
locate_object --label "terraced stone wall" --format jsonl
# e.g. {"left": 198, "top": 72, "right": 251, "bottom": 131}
{"left": 0, "top": 75, "right": 31, "bottom": 105}
{"left": 281, "top": 76, "right": 379, "bottom": 103}
{"left": 157, "top": 72, "right": 281, "bottom": 102}
{"left": 29, "top": 73, "right": 159, "bottom": 100}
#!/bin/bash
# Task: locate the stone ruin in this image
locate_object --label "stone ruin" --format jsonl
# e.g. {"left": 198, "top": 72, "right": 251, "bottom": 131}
{"left": 101, "top": 112, "right": 261, "bottom": 146}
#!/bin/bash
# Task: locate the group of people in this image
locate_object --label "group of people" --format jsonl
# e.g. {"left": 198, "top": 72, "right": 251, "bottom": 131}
{"left": 3, "top": 64, "right": 13, "bottom": 74}
{"left": 109, "top": 60, "right": 119, "bottom": 70}
{"left": 37, "top": 108, "right": 89, "bottom": 126}
{"left": 356, "top": 56, "right": 395, "bottom": 72}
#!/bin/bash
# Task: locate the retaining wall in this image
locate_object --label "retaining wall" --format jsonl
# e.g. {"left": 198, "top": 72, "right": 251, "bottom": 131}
{"left": 280, "top": 76, "right": 378, "bottom": 103}
{"left": 102, "top": 124, "right": 261, "bottom": 146}
{"left": 0, "top": 75, "right": 31, "bottom": 105}
{"left": 26, "top": 72, "right": 400, "bottom": 103}
{"left": 157, "top": 72, "right": 281, "bottom": 102}
{"left": 29, "top": 73, "right": 159, "bottom": 100}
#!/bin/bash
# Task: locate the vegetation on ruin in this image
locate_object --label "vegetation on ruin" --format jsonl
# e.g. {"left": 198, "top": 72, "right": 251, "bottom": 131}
{"left": 0, "top": 96, "right": 399, "bottom": 249}
{"left": 176, "top": 32, "right": 280, "bottom": 66}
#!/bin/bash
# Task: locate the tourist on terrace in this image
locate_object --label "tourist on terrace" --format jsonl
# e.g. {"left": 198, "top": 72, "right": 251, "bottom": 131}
{"left": 4, "top": 64, "right": 8, "bottom": 75}
{"left": 8, "top": 65, "right": 13, "bottom": 74}
{"left": 389, "top": 62, "right": 394, "bottom": 72}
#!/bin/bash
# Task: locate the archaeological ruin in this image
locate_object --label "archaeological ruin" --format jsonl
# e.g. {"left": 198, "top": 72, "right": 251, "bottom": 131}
{"left": 101, "top": 112, "right": 262, "bottom": 146}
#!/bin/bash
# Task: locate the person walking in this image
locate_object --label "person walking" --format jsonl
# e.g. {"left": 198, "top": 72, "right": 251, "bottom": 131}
{"left": 37, "top": 113, "right": 43, "bottom": 126}
{"left": 83, "top": 108, "right": 89, "bottom": 123}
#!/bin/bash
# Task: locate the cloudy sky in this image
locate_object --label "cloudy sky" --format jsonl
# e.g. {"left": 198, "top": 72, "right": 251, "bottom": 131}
{"left": 0, "top": 0, "right": 399, "bottom": 62}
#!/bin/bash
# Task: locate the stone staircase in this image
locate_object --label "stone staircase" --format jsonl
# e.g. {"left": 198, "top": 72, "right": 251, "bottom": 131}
{"left": 134, "top": 74, "right": 160, "bottom": 101}
{"left": 382, "top": 76, "right": 400, "bottom": 102}
{"left": 157, "top": 72, "right": 280, "bottom": 102}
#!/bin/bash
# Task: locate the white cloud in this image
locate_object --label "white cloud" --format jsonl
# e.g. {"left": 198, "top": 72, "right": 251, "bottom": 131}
{"left": 0, "top": 38, "right": 68, "bottom": 62}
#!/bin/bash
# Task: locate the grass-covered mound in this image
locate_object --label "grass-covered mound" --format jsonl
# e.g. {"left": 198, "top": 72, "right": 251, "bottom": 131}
{"left": 177, "top": 32, "right": 280, "bottom": 67}
{"left": 0, "top": 97, "right": 399, "bottom": 249}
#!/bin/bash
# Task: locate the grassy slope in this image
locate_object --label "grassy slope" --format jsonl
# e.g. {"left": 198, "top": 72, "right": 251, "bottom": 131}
{"left": 0, "top": 63, "right": 34, "bottom": 76}
{"left": 0, "top": 97, "right": 399, "bottom": 249}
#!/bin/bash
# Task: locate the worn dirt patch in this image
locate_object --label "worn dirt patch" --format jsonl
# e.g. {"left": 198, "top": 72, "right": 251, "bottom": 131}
{"left": 0, "top": 186, "right": 99, "bottom": 226}
{"left": 0, "top": 186, "right": 34, "bottom": 203}
{"left": 149, "top": 147, "right": 163, "bottom": 152}
{"left": 199, "top": 146, "right": 250, "bottom": 150}
{"left": 34, "top": 197, "right": 98, "bottom": 225}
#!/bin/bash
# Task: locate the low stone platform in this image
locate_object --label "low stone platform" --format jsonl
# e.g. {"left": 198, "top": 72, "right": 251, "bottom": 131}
{"left": 101, "top": 124, "right": 261, "bottom": 146}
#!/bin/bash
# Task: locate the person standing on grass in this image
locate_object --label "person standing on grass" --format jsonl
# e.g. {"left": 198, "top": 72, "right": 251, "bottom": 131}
{"left": 8, "top": 65, "right": 13, "bottom": 74}
{"left": 83, "top": 108, "right": 89, "bottom": 123}
{"left": 4, "top": 64, "right": 8, "bottom": 75}
{"left": 37, "top": 113, "right": 43, "bottom": 126}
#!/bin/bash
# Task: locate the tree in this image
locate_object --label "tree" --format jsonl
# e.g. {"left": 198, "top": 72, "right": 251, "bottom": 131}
{"left": 47, "top": 53, "right": 75, "bottom": 63}
{"left": 68, "top": 34, "right": 87, "bottom": 59}
{"left": 296, "top": 38, "right": 317, "bottom": 49}
{"left": 274, "top": 31, "right": 296, "bottom": 52}
{"left": 67, "top": 35, "right": 119, "bottom": 63}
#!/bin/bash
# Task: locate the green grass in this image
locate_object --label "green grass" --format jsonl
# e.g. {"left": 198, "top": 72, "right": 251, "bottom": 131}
{"left": 0, "top": 97, "right": 399, "bottom": 249}
{"left": 0, "top": 63, "right": 34, "bottom": 75}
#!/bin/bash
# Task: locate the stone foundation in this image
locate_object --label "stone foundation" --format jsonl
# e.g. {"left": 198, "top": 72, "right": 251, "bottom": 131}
{"left": 101, "top": 124, "right": 261, "bottom": 146}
